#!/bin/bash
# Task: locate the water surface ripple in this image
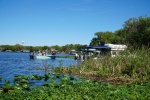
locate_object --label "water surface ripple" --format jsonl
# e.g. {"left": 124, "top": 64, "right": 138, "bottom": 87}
{"left": 0, "top": 52, "right": 78, "bottom": 83}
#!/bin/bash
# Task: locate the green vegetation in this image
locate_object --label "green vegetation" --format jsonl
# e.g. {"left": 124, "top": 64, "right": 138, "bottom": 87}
{"left": 0, "top": 44, "right": 83, "bottom": 53}
{"left": 55, "top": 47, "right": 150, "bottom": 85}
{"left": 1, "top": 48, "right": 149, "bottom": 99}
{"left": 90, "top": 16, "right": 150, "bottom": 48}
{"left": 0, "top": 16, "right": 150, "bottom": 99}
{"left": 0, "top": 74, "right": 150, "bottom": 99}
{"left": 2, "top": 81, "right": 14, "bottom": 93}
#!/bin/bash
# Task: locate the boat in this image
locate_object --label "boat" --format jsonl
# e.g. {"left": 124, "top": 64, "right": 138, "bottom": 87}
{"left": 36, "top": 55, "right": 56, "bottom": 59}
{"left": 104, "top": 44, "right": 127, "bottom": 57}
{"left": 69, "top": 50, "right": 76, "bottom": 55}
{"left": 47, "top": 55, "right": 56, "bottom": 59}
{"left": 36, "top": 56, "right": 50, "bottom": 59}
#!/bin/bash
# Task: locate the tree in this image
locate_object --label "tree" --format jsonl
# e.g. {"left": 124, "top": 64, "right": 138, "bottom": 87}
{"left": 114, "top": 29, "right": 127, "bottom": 44}
{"left": 14, "top": 44, "right": 23, "bottom": 51}
{"left": 90, "top": 31, "right": 115, "bottom": 46}
{"left": 90, "top": 37, "right": 99, "bottom": 46}
{"left": 42, "top": 46, "right": 50, "bottom": 51}
{"left": 52, "top": 45, "right": 60, "bottom": 51}
{"left": 123, "top": 16, "right": 150, "bottom": 47}
{"left": 90, "top": 16, "right": 150, "bottom": 48}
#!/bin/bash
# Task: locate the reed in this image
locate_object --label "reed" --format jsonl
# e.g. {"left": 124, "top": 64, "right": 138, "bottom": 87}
{"left": 55, "top": 47, "right": 150, "bottom": 84}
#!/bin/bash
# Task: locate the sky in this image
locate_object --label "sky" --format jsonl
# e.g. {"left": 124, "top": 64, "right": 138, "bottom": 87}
{"left": 0, "top": 0, "right": 150, "bottom": 46}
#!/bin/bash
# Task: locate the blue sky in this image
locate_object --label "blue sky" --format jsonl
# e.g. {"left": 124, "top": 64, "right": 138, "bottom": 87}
{"left": 0, "top": 0, "right": 150, "bottom": 46}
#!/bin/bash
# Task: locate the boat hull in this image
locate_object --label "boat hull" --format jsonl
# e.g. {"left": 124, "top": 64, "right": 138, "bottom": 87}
{"left": 47, "top": 55, "right": 56, "bottom": 59}
{"left": 36, "top": 55, "right": 56, "bottom": 59}
{"left": 36, "top": 56, "right": 50, "bottom": 59}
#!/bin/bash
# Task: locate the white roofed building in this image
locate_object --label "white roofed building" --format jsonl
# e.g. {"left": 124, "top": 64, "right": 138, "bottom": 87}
{"left": 104, "top": 44, "right": 127, "bottom": 57}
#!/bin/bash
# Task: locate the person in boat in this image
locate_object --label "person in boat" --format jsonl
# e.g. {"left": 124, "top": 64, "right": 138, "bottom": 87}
{"left": 52, "top": 52, "right": 56, "bottom": 55}
{"left": 45, "top": 49, "right": 48, "bottom": 56}
{"left": 42, "top": 51, "right": 46, "bottom": 56}
{"left": 30, "top": 52, "right": 34, "bottom": 59}
{"left": 38, "top": 50, "right": 42, "bottom": 56}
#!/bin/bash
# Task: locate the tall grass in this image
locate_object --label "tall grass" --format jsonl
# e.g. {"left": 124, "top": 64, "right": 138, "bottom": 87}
{"left": 55, "top": 47, "right": 150, "bottom": 84}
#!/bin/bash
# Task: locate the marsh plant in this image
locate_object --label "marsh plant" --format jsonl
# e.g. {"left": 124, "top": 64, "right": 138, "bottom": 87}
{"left": 85, "top": 48, "right": 149, "bottom": 84}
{"left": 0, "top": 77, "right": 2, "bottom": 81}
{"left": 2, "top": 81, "right": 14, "bottom": 93}
{"left": 55, "top": 47, "right": 150, "bottom": 84}
{"left": 0, "top": 74, "right": 150, "bottom": 99}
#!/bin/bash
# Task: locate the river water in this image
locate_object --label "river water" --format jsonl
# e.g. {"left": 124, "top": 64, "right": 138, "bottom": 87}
{"left": 0, "top": 52, "right": 80, "bottom": 85}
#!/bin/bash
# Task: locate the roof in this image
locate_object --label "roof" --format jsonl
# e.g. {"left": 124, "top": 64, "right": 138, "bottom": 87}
{"left": 105, "top": 44, "right": 127, "bottom": 49}
{"left": 91, "top": 46, "right": 111, "bottom": 49}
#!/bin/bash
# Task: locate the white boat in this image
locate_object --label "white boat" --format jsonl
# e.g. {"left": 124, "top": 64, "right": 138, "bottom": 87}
{"left": 36, "top": 56, "right": 50, "bottom": 59}
{"left": 36, "top": 55, "right": 56, "bottom": 59}
{"left": 69, "top": 50, "right": 76, "bottom": 55}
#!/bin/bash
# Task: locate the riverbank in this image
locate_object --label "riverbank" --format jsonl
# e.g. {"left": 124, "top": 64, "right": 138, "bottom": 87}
{"left": 55, "top": 48, "right": 149, "bottom": 85}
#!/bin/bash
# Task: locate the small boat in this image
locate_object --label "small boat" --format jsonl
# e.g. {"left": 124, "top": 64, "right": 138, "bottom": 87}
{"left": 69, "top": 50, "right": 76, "bottom": 55}
{"left": 36, "top": 56, "right": 50, "bottom": 59}
{"left": 36, "top": 55, "right": 56, "bottom": 59}
{"left": 47, "top": 55, "right": 56, "bottom": 59}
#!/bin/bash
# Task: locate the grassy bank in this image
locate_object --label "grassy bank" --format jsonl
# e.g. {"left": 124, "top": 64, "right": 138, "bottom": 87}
{"left": 55, "top": 48, "right": 150, "bottom": 85}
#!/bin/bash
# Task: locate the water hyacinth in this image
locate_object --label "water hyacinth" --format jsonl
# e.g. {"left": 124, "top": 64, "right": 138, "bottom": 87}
{"left": 0, "top": 73, "right": 149, "bottom": 99}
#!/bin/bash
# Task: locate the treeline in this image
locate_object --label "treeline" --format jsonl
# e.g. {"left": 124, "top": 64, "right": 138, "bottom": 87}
{"left": 90, "top": 16, "right": 150, "bottom": 48}
{"left": 0, "top": 44, "right": 83, "bottom": 53}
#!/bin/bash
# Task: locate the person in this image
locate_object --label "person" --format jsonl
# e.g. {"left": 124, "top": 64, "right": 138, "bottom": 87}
{"left": 30, "top": 52, "right": 34, "bottom": 59}
{"left": 38, "top": 50, "right": 42, "bottom": 56}
{"left": 83, "top": 52, "right": 85, "bottom": 60}
{"left": 52, "top": 52, "right": 55, "bottom": 55}
{"left": 42, "top": 51, "right": 45, "bottom": 56}
{"left": 45, "top": 49, "right": 48, "bottom": 56}
{"left": 79, "top": 54, "right": 81, "bottom": 60}
{"left": 74, "top": 53, "right": 78, "bottom": 60}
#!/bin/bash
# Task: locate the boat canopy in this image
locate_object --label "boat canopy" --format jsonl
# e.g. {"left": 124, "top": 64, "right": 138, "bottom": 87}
{"left": 104, "top": 44, "right": 127, "bottom": 50}
{"left": 91, "top": 46, "right": 111, "bottom": 49}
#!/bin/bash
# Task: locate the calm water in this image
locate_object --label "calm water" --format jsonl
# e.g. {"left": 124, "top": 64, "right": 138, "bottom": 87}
{"left": 0, "top": 52, "right": 80, "bottom": 85}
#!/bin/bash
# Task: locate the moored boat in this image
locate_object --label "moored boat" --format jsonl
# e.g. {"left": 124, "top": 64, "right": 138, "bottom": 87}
{"left": 36, "top": 50, "right": 56, "bottom": 59}
{"left": 36, "top": 55, "right": 56, "bottom": 59}
{"left": 36, "top": 56, "right": 50, "bottom": 59}
{"left": 47, "top": 55, "right": 56, "bottom": 59}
